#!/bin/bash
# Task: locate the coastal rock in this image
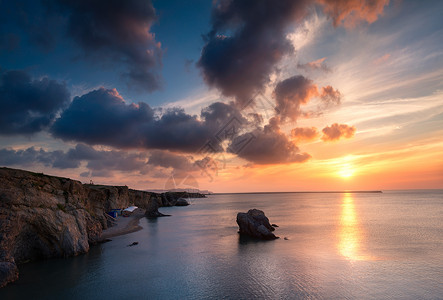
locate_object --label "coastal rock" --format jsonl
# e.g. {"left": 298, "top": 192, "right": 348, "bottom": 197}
{"left": 161, "top": 192, "right": 204, "bottom": 206}
{"left": 175, "top": 198, "right": 190, "bottom": 206}
{"left": 0, "top": 167, "right": 202, "bottom": 288}
{"left": 145, "top": 196, "right": 170, "bottom": 218}
{"left": 236, "top": 209, "right": 278, "bottom": 240}
{"left": 0, "top": 261, "right": 18, "bottom": 288}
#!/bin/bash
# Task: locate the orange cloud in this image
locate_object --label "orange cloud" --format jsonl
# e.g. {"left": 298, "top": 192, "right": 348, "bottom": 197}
{"left": 320, "top": 85, "right": 341, "bottom": 106}
{"left": 373, "top": 53, "right": 391, "bottom": 65}
{"left": 274, "top": 75, "right": 319, "bottom": 122}
{"left": 317, "top": 0, "right": 390, "bottom": 28}
{"left": 291, "top": 127, "right": 320, "bottom": 142}
{"left": 297, "top": 57, "right": 331, "bottom": 72}
{"left": 321, "top": 123, "right": 356, "bottom": 141}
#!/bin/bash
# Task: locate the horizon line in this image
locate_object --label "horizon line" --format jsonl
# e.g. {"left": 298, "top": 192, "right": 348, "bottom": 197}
{"left": 212, "top": 190, "right": 383, "bottom": 195}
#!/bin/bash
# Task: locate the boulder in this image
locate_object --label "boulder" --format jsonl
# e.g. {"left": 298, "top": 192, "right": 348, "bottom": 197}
{"left": 236, "top": 209, "right": 278, "bottom": 240}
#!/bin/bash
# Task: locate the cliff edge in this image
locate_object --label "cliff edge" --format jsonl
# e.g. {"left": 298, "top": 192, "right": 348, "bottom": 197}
{"left": 0, "top": 167, "right": 204, "bottom": 288}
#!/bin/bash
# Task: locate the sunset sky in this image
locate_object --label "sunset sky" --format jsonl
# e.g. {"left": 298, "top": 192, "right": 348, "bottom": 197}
{"left": 1, "top": 0, "right": 442, "bottom": 192}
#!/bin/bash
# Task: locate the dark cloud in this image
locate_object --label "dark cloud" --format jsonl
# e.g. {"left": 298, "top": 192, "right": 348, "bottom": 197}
{"left": 0, "top": 147, "right": 79, "bottom": 169}
{"left": 274, "top": 75, "right": 319, "bottom": 122}
{"left": 54, "top": 0, "right": 163, "bottom": 92}
{"left": 51, "top": 88, "right": 246, "bottom": 152}
{"left": 316, "top": 0, "right": 390, "bottom": 28}
{"left": 51, "top": 87, "right": 155, "bottom": 146}
{"left": 0, "top": 144, "right": 202, "bottom": 178}
{"left": 0, "top": 69, "right": 70, "bottom": 135}
{"left": 0, "top": 33, "right": 20, "bottom": 52}
{"left": 198, "top": 0, "right": 310, "bottom": 104}
{"left": 0, "top": 144, "right": 148, "bottom": 172}
{"left": 197, "top": 0, "right": 389, "bottom": 103}
{"left": 291, "top": 127, "right": 319, "bottom": 142}
{"left": 321, "top": 123, "right": 356, "bottom": 141}
{"left": 229, "top": 117, "right": 311, "bottom": 164}
{"left": 84, "top": 150, "right": 149, "bottom": 174}
{"left": 147, "top": 150, "right": 195, "bottom": 170}
{"left": 48, "top": 86, "right": 317, "bottom": 166}
{"left": 0, "top": 1, "right": 62, "bottom": 52}
{"left": 0, "top": 0, "right": 162, "bottom": 91}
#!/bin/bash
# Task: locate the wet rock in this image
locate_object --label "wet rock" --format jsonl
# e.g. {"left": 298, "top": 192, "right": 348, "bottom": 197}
{"left": 236, "top": 209, "right": 278, "bottom": 240}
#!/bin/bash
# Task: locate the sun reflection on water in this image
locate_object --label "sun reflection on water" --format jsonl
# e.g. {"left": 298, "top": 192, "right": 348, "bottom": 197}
{"left": 338, "top": 193, "right": 371, "bottom": 261}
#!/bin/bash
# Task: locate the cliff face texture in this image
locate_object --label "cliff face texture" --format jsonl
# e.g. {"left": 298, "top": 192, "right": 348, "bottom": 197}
{"left": 0, "top": 167, "right": 159, "bottom": 288}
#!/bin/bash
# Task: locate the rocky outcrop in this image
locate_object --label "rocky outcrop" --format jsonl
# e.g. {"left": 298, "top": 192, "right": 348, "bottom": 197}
{"left": 236, "top": 209, "right": 278, "bottom": 240}
{"left": 160, "top": 192, "right": 200, "bottom": 207}
{"left": 175, "top": 198, "right": 190, "bottom": 206}
{"left": 0, "top": 261, "right": 18, "bottom": 288}
{"left": 145, "top": 195, "right": 170, "bottom": 218}
{"left": 0, "top": 167, "right": 204, "bottom": 288}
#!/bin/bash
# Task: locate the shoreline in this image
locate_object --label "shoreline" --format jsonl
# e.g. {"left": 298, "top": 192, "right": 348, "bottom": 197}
{"left": 100, "top": 208, "right": 146, "bottom": 239}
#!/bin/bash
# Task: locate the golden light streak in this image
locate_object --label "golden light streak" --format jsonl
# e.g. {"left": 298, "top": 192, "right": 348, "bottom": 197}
{"left": 337, "top": 193, "right": 372, "bottom": 261}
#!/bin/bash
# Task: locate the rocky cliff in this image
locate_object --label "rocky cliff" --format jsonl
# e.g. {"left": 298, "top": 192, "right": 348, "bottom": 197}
{"left": 0, "top": 167, "right": 204, "bottom": 288}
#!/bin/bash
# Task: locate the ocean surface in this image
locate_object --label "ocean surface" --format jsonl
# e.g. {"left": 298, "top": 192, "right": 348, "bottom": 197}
{"left": 1, "top": 190, "right": 442, "bottom": 299}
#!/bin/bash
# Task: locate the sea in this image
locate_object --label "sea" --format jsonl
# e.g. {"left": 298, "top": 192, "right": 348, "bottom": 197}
{"left": 1, "top": 190, "right": 442, "bottom": 299}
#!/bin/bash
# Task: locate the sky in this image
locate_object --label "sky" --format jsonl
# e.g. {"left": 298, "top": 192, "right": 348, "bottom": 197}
{"left": 0, "top": 0, "right": 442, "bottom": 192}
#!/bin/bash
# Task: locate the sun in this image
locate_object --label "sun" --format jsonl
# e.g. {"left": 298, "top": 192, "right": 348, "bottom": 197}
{"left": 338, "top": 163, "right": 354, "bottom": 179}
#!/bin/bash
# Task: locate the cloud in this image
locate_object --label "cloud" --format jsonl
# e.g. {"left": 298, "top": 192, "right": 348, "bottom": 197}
{"left": 147, "top": 150, "right": 195, "bottom": 170}
{"left": 274, "top": 75, "right": 319, "bottom": 122}
{"left": 0, "top": 1, "right": 62, "bottom": 52}
{"left": 56, "top": 0, "right": 163, "bottom": 92}
{"left": 321, "top": 123, "right": 356, "bottom": 141}
{"left": 0, "top": 0, "right": 163, "bottom": 92}
{"left": 198, "top": 0, "right": 310, "bottom": 104}
{"left": 316, "top": 0, "right": 390, "bottom": 28}
{"left": 0, "top": 69, "right": 70, "bottom": 135}
{"left": 291, "top": 127, "right": 320, "bottom": 142}
{"left": 51, "top": 87, "right": 156, "bottom": 146}
{"left": 228, "top": 117, "right": 311, "bottom": 164}
{"left": 320, "top": 85, "right": 341, "bottom": 106}
{"left": 297, "top": 57, "right": 331, "bottom": 72}
{"left": 0, "top": 147, "right": 79, "bottom": 169}
{"left": 0, "top": 144, "right": 195, "bottom": 176}
{"left": 373, "top": 53, "right": 391, "bottom": 65}
{"left": 197, "top": 0, "right": 390, "bottom": 103}
{"left": 51, "top": 88, "right": 247, "bottom": 152}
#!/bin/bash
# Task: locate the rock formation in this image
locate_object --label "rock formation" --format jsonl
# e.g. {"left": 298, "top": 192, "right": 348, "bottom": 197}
{"left": 145, "top": 195, "right": 170, "bottom": 218}
{"left": 175, "top": 198, "right": 190, "bottom": 206}
{"left": 236, "top": 209, "right": 279, "bottom": 240}
{"left": 0, "top": 167, "right": 204, "bottom": 288}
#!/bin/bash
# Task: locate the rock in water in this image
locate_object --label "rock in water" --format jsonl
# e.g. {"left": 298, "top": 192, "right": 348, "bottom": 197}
{"left": 145, "top": 196, "right": 170, "bottom": 218}
{"left": 236, "top": 209, "right": 278, "bottom": 240}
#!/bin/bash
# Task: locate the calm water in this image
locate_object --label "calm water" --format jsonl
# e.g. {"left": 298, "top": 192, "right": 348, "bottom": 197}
{"left": 1, "top": 190, "right": 442, "bottom": 299}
